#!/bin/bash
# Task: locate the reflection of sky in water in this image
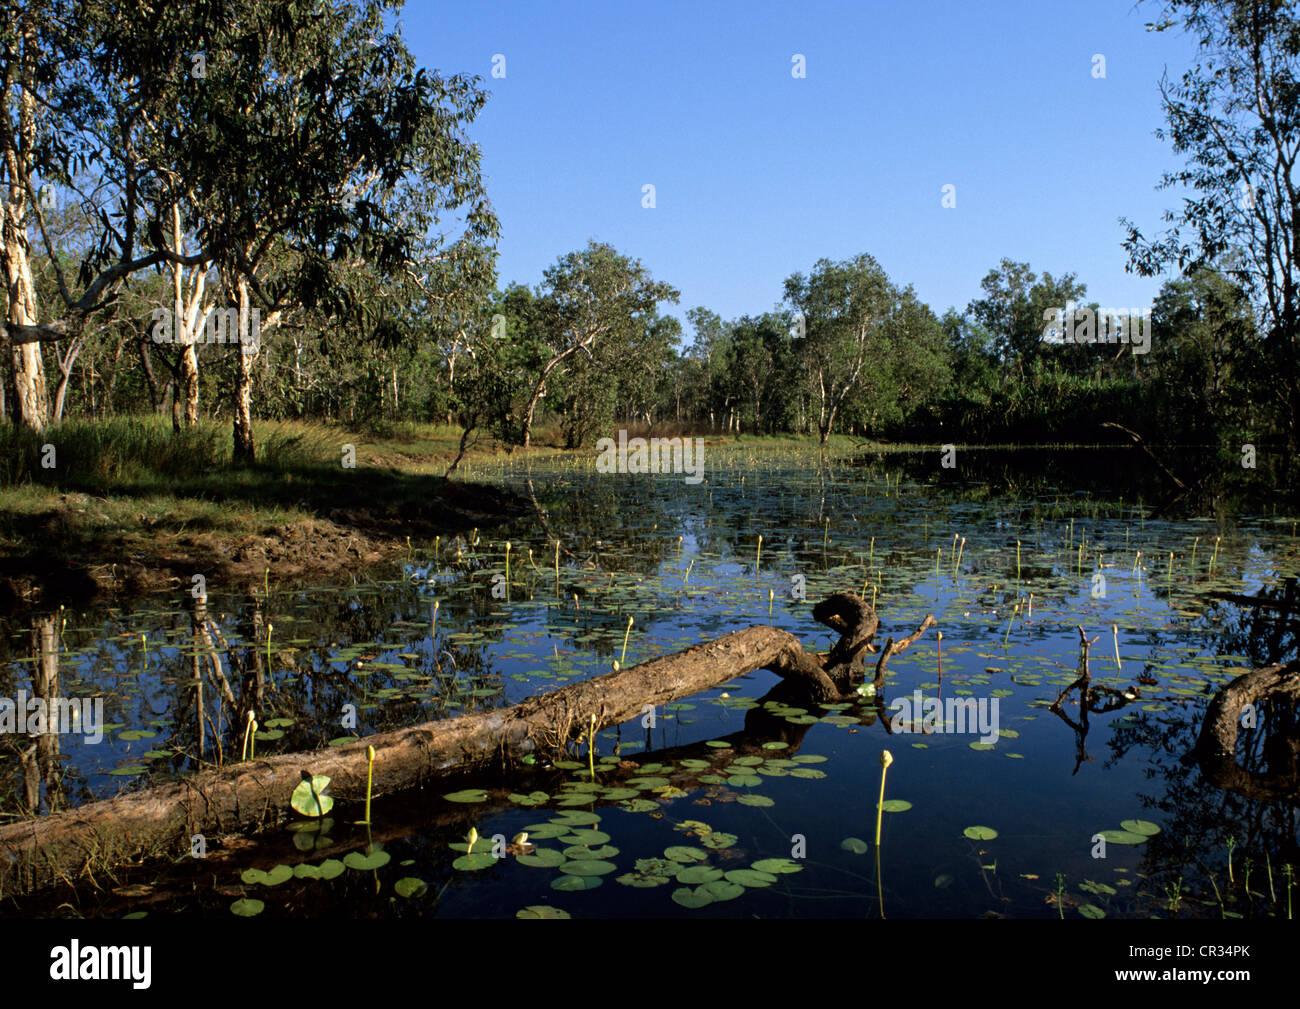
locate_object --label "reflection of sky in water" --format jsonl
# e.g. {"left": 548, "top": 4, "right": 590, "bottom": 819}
{"left": 2, "top": 450, "right": 1296, "bottom": 917}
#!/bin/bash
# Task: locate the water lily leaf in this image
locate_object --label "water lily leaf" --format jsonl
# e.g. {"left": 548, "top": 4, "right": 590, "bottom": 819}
{"left": 344, "top": 850, "right": 392, "bottom": 871}
{"left": 675, "top": 865, "right": 723, "bottom": 885}
{"left": 619, "top": 799, "right": 659, "bottom": 812}
{"left": 678, "top": 758, "right": 712, "bottom": 769}
{"left": 664, "top": 846, "right": 708, "bottom": 863}
{"left": 752, "top": 858, "right": 802, "bottom": 874}
{"left": 599, "top": 787, "right": 640, "bottom": 801}
{"left": 700, "top": 879, "right": 745, "bottom": 901}
{"left": 1099, "top": 829, "right": 1149, "bottom": 845}
{"left": 725, "top": 869, "right": 778, "bottom": 887}
{"left": 451, "top": 853, "right": 497, "bottom": 871}
{"left": 443, "top": 788, "right": 489, "bottom": 803}
{"left": 293, "top": 864, "right": 322, "bottom": 880}
{"left": 788, "top": 768, "right": 826, "bottom": 779}
{"left": 963, "top": 826, "right": 998, "bottom": 841}
{"left": 1120, "top": 819, "right": 1161, "bottom": 836}
{"left": 726, "top": 774, "right": 762, "bottom": 787}
{"left": 551, "top": 874, "right": 602, "bottom": 891}
{"left": 318, "top": 859, "right": 345, "bottom": 879}
{"left": 517, "top": 905, "right": 571, "bottom": 918}
{"left": 671, "top": 886, "right": 713, "bottom": 908}
{"left": 737, "top": 794, "right": 774, "bottom": 807}
{"left": 791, "top": 754, "right": 827, "bottom": 763}
{"left": 761, "top": 741, "right": 789, "bottom": 750}
{"left": 628, "top": 776, "right": 671, "bottom": 789}
{"left": 230, "top": 898, "right": 264, "bottom": 917}
{"left": 108, "top": 765, "right": 148, "bottom": 776}
{"left": 291, "top": 775, "right": 333, "bottom": 817}
{"left": 841, "top": 837, "right": 869, "bottom": 854}
{"left": 563, "top": 844, "right": 620, "bottom": 860}
{"left": 517, "top": 848, "right": 567, "bottom": 868}
{"left": 394, "top": 877, "right": 427, "bottom": 898}
{"left": 558, "top": 829, "right": 611, "bottom": 846}
{"left": 934, "top": 874, "right": 955, "bottom": 888}
{"left": 560, "top": 859, "right": 618, "bottom": 876}
{"left": 700, "top": 832, "right": 738, "bottom": 850}
{"left": 879, "top": 800, "right": 912, "bottom": 812}
{"left": 617, "top": 872, "right": 670, "bottom": 888}
{"left": 521, "top": 823, "right": 571, "bottom": 839}
{"left": 1078, "top": 904, "right": 1106, "bottom": 919}
{"left": 508, "top": 791, "right": 550, "bottom": 807}
{"left": 549, "top": 811, "right": 601, "bottom": 826}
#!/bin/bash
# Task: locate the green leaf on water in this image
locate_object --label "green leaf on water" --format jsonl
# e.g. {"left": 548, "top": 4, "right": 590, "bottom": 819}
{"left": 752, "top": 858, "right": 802, "bottom": 874}
{"left": 290, "top": 775, "right": 333, "bottom": 817}
{"left": 443, "top": 788, "right": 489, "bottom": 803}
{"left": 934, "top": 874, "right": 954, "bottom": 888}
{"left": 676, "top": 865, "right": 723, "bottom": 885}
{"left": 963, "top": 826, "right": 998, "bottom": 841}
{"left": 619, "top": 799, "right": 658, "bottom": 812}
{"left": 108, "top": 765, "right": 148, "bottom": 776}
{"left": 664, "top": 845, "right": 708, "bottom": 863}
{"left": 1078, "top": 904, "right": 1106, "bottom": 919}
{"left": 521, "top": 823, "right": 570, "bottom": 839}
{"left": 1120, "top": 819, "right": 1161, "bottom": 836}
{"left": 517, "top": 905, "right": 571, "bottom": 918}
{"left": 549, "top": 811, "right": 601, "bottom": 826}
{"left": 516, "top": 848, "right": 567, "bottom": 868}
{"left": 318, "top": 859, "right": 345, "bottom": 879}
{"left": 559, "top": 859, "right": 618, "bottom": 877}
{"left": 700, "top": 879, "right": 745, "bottom": 901}
{"left": 1099, "top": 829, "right": 1149, "bottom": 845}
{"left": 725, "top": 869, "right": 778, "bottom": 887}
{"left": 737, "top": 794, "right": 774, "bottom": 807}
{"left": 451, "top": 853, "right": 497, "bottom": 871}
{"left": 700, "top": 832, "right": 738, "bottom": 850}
{"left": 879, "top": 799, "right": 912, "bottom": 812}
{"left": 230, "top": 898, "right": 264, "bottom": 917}
{"left": 551, "top": 874, "right": 602, "bottom": 892}
{"left": 726, "top": 774, "right": 762, "bottom": 787}
{"left": 841, "top": 837, "right": 869, "bottom": 854}
{"left": 671, "top": 886, "right": 713, "bottom": 908}
{"left": 761, "top": 741, "right": 789, "bottom": 750}
{"left": 343, "top": 850, "right": 392, "bottom": 871}
{"left": 394, "top": 877, "right": 427, "bottom": 898}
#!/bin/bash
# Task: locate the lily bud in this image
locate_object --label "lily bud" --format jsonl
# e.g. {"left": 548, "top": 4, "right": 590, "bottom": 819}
{"left": 879, "top": 749, "right": 894, "bottom": 769}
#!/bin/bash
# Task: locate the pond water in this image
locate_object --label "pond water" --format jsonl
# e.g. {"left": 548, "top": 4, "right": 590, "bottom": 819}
{"left": 3, "top": 445, "right": 1298, "bottom": 919}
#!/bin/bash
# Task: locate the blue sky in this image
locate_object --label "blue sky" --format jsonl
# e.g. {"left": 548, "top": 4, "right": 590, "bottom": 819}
{"left": 401, "top": 0, "right": 1201, "bottom": 343}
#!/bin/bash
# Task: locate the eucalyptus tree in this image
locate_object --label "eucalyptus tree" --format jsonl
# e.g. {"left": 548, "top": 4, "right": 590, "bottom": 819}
{"left": 783, "top": 254, "right": 894, "bottom": 444}
{"left": 1124, "top": 0, "right": 1300, "bottom": 449}
{"left": 521, "top": 241, "right": 678, "bottom": 447}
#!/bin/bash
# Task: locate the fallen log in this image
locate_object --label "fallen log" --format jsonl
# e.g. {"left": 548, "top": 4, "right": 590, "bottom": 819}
{"left": 0, "top": 593, "right": 933, "bottom": 895}
{"left": 1182, "top": 659, "right": 1300, "bottom": 802}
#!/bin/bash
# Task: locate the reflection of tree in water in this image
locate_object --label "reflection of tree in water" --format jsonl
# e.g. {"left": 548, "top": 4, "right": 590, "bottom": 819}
{"left": 1102, "top": 604, "right": 1298, "bottom": 917}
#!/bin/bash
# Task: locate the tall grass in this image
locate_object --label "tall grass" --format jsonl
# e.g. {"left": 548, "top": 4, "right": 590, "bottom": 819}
{"left": 0, "top": 415, "right": 333, "bottom": 489}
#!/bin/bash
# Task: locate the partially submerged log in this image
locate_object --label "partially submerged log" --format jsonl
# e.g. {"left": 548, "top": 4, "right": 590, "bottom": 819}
{"left": 0, "top": 593, "right": 934, "bottom": 895}
{"left": 1182, "top": 659, "right": 1300, "bottom": 802}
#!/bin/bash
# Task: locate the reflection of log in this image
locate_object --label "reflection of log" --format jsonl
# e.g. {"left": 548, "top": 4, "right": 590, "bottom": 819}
{"left": 0, "top": 593, "right": 932, "bottom": 895}
{"left": 1182, "top": 659, "right": 1300, "bottom": 802}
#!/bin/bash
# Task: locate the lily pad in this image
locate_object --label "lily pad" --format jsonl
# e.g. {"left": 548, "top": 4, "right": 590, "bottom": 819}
{"left": 291, "top": 775, "right": 333, "bottom": 817}
{"left": 879, "top": 799, "right": 912, "bottom": 812}
{"left": 516, "top": 848, "right": 567, "bottom": 868}
{"left": 737, "top": 794, "right": 774, "bottom": 807}
{"left": 675, "top": 865, "right": 723, "bottom": 885}
{"left": 664, "top": 846, "right": 708, "bottom": 863}
{"left": 1098, "top": 829, "right": 1149, "bottom": 845}
{"left": 671, "top": 886, "right": 713, "bottom": 908}
{"left": 725, "top": 869, "right": 778, "bottom": 887}
{"left": 394, "top": 877, "right": 427, "bottom": 898}
{"left": 230, "top": 898, "right": 264, "bottom": 917}
{"left": 443, "top": 788, "right": 489, "bottom": 803}
{"left": 700, "top": 879, "right": 745, "bottom": 902}
{"left": 963, "top": 826, "right": 998, "bottom": 841}
{"left": 344, "top": 850, "right": 392, "bottom": 871}
{"left": 517, "top": 905, "right": 571, "bottom": 918}
{"left": 840, "top": 837, "right": 869, "bottom": 854}
{"left": 752, "top": 858, "right": 802, "bottom": 874}
{"left": 451, "top": 852, "right": 497, "bottom": 871}
{"left": 560, "top": 859, "right": 618, "bottom": 877}
{"left": 1120, "top": 819, "right": 1161, "bottom": 836}
{"left": 551, "top": 874, "right": 603, "bottom": 892}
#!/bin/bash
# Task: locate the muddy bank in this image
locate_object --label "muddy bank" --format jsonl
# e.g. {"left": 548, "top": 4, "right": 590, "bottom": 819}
{"left": 0, "top": 473, "right": 525, "bottom": 609}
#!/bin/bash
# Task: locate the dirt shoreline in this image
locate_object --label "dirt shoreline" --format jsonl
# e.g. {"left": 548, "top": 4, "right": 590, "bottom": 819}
{"left": 0, "top": 473, "right": 526, "bottom": 609}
